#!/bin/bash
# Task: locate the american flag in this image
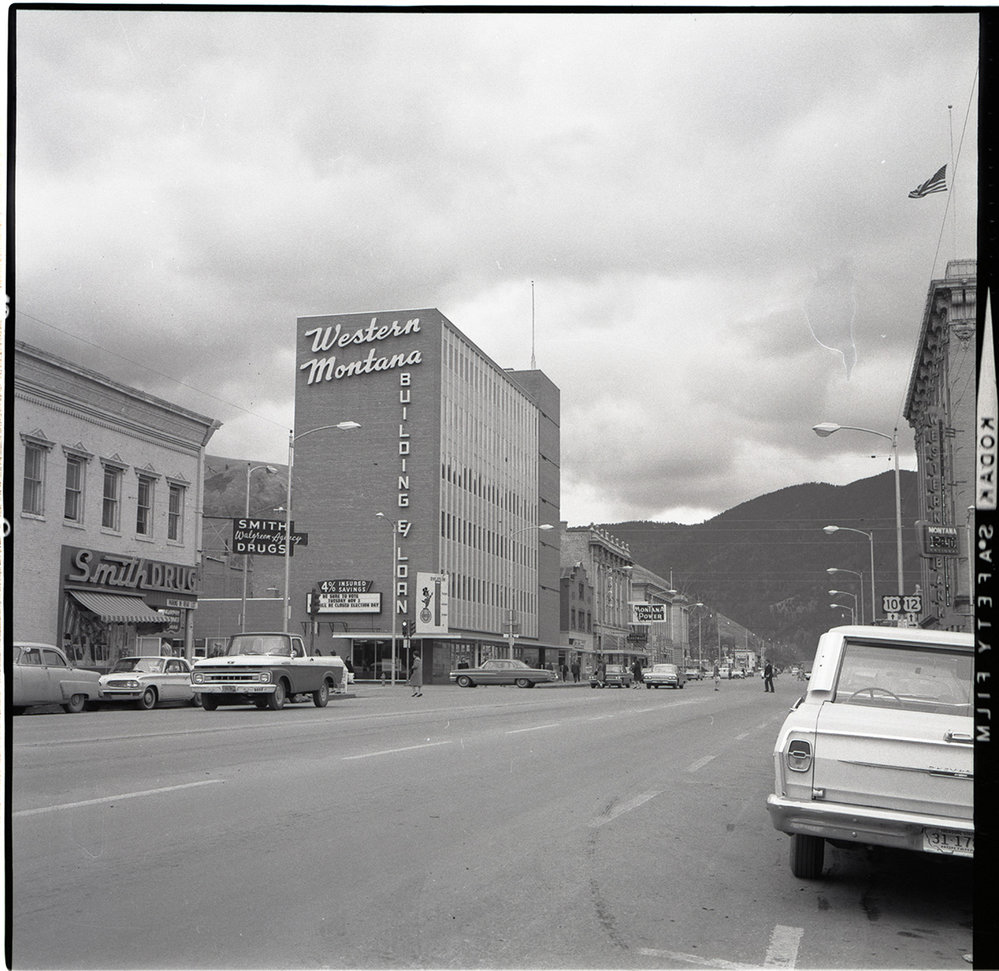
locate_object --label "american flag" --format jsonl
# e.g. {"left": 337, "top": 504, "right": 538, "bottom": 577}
{"left": 908, "top": 164, "right": 947, "bottom": 198}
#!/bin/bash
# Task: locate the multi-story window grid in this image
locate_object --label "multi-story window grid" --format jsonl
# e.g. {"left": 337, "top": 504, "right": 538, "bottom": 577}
{"left": 167, "top": 482, "right": 185, "bottom": 541}
{"left": 64, "top": 454, "right": 85, "bottom": 522}
{"left": 136, "top": 475, "right": 155, "bottom": 536}
{"left": 22, "top": 442, "right": 47, "bottom": 515}
{"left": 102, "top": 464, "right": 124, "bottom": 530}
{"left": 439, "top": 328, "right": 540, "bottom": 639}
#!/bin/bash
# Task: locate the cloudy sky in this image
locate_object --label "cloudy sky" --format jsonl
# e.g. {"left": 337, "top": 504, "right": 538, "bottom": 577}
{"left": 11, "top": 9, "right": 979, "bottom": 525}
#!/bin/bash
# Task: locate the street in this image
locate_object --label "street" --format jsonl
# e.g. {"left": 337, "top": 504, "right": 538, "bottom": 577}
{"left": 9, "top": 677, "right": 973, "bottom": 970}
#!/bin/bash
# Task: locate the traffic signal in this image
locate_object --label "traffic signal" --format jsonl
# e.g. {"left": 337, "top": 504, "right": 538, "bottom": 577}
{"left": 401, "top": 620, "right": 411, "bottom": 637}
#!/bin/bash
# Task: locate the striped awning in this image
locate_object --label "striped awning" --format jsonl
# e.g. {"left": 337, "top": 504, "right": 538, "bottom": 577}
{"left": 69, "top": 590, "right": 169, "bottom": 624}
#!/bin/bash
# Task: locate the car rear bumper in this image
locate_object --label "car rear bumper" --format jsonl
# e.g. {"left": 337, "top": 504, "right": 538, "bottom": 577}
{"left": 766, "top": 793, "right": 973, "bottom": 853}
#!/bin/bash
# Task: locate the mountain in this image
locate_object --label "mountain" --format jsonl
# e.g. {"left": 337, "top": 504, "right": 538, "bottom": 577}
{"left": 204, "top": 457, "right": 919, "bottom": 665}
{"left": 596, "top": 471, "right": 921, "bottom": 664}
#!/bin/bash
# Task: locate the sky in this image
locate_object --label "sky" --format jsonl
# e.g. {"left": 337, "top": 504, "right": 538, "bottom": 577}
{"left": 9, "top": 8, "right": 981, "bottom": 525}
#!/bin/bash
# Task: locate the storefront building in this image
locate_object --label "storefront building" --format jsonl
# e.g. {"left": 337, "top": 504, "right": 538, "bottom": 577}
{"left": 286, "top": 308, "right": 561, "bottom": 683}
{"left": 12, "top": 341, "right": 220, "bottom": 668}
{"left": 560, "top": 524, "right": 635, "bottom": 668}
{"left": 627, "top": 564, "right": 690, "bottom": 667}
{"left": 903, "top": 259, "right": 977, "bottom": 632}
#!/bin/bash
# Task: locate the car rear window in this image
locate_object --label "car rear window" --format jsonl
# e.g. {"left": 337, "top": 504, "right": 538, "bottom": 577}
{"left": 832, "top": 640, "right": 972, "bottom": 715}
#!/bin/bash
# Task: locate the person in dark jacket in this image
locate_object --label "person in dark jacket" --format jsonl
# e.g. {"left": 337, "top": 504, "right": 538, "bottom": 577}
{"left": 631, "top": 659, "right": 644, "bottom": 688}
{"left": 763, "top": 660, "right": 775, "bottom": 693}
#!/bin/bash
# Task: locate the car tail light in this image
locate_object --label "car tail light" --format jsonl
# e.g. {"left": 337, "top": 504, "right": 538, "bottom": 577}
{"left": 786, "top": 739, "right": 813, "bottom": 772}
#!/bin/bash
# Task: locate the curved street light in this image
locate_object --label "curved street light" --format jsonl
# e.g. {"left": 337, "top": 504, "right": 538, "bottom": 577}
{"left": 240, "top": 464, "right": 278, "bottom": 632}
{"left": 827, "top": 567, "right": 864, "bottom": 624}
{"left": 829, "top": 601, "right": 856, "bottom": 624}
{"left": 282, "top": 421, "right": 361, "bottom": 632}
{"left": 823, "top": 525, "right": 876, "bottom": 626}
{"left": 813, "top": 422, "right": 904, "bottom": 597}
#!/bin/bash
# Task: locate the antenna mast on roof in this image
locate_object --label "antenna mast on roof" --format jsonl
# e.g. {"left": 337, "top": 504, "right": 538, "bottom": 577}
{"left": 530, "top": 280, "right": 537, "bottom": 370}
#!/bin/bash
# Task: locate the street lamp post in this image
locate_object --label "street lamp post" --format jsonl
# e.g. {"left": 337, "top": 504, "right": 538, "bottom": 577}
{"left": 375, "top": 512, "right": 399, "bottom": 686}
{"left": 823, "top": 526, "right": 876, "bottom": 624}
{"left": 829, "top": 589, "right": 858, "bottom": 625}
{"left": 240, "top": 464, "right": 278, "bottom": 632}
{"left": 830, "top": 602, "right": 856, "bottom": 624}
{"left": 504, "top": 522, "right": 553, "bottom": 658}
{"left": 813, "top": 422, "right": 904, "bottom": 596}
{"left": 827, "top": 567, "right": 864, "bottom": 624}
{"left": 282, "top": 421, "right": 361, "bottom": 633}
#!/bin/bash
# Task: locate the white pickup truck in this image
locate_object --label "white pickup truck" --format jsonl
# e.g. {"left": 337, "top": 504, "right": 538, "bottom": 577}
{"left": 191, "top": 632, "right": 347, "bottom": 710}
{"left": 767, "top": 625, "right": 974, "bottom": 878}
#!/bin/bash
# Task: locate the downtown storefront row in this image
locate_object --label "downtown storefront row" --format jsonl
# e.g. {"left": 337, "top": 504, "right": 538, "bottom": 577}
{"left": 12, "top": 341, "right": 220, "bottom": 666}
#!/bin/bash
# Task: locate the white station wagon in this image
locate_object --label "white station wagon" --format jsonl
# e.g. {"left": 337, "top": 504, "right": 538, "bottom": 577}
{"left": 767, "top": 625, "right": 974, "bottom": 879}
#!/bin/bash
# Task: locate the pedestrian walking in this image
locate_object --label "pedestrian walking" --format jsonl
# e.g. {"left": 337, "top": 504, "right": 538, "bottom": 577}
{"left": 571, "top": 659, "right": 581, "bottom": 683}
{"left": 631, "top": 659, "right": 644, "bottom": 688}
{"left": 763, "top": 660, "right": 774, "bottom": 693}
{"left": 713, "top": 663, "right": 721, "bottom": 691}
{"left": 560, "top": 661, "right": 570, "bottom": 682}
{"left": 408, "top": 653, "right": 423, "bottom": 697}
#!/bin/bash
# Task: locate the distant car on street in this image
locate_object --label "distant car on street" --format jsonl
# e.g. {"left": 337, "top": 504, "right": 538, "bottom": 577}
{"left": 684, "top": 667, "right": 704, "bottom": 681}
{"left": 767, "top": 625, "right": 974, "bottom": 879}
{"left": 644, "top": 663, "right": 685, "bottom": 689}
{"left": 449, "top": 658, "right": 556, "bottom": 688}
{"left": 590, "top": 663, "right": 633, "bottom": 688}
{"left": 12, "top": 643, "right": 103, "bottom": 714}
{"left": 98, "top": 655, "right": 199, "bottom": 709}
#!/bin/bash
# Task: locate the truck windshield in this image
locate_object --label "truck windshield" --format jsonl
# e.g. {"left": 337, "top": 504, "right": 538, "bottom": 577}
{"left": 227, "top": 635, "right": 292, "bottom": 657}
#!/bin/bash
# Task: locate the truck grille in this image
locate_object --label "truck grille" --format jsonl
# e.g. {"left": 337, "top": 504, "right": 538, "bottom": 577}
{"left": 197, "top": 669, "right": 260, "bottom": 684}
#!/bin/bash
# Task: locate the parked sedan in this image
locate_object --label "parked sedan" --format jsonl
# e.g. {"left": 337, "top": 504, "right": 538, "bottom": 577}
{"left": 449, "top": 658, "right": 557, "bottom": 688}
{"left": 767, "top": 625, "right": 974, "bottom": 879}
{"left": 644, "top": 663, "right": 685, "bottom": 689}
{"left": 99, "top": 655, "right": 199, "bottom": 709}
{"left": 12, "top": 643, "right": 103, "bottom": 714}
{"left": 590, "top": 663, "right": 633, "bottom": 688}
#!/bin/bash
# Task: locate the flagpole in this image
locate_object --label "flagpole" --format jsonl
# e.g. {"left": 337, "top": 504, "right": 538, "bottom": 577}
{"left": 948, "top": 104, "right": 956, "bottom": 258}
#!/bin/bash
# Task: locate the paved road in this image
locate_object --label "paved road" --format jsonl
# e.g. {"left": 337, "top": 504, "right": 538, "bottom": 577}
{"left": 9, "top": 677, "right": 973, "bottom": 969}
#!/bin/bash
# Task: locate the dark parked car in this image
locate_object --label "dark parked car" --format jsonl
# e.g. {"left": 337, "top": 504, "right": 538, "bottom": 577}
{"left": 590, "top": 663, "right": 633, "bottom": 688}
{"left": 12, "top": 643, "right": 103, "bottom": 714}
{"left": 449, "top": 658, "right": 556, "bottom": 688}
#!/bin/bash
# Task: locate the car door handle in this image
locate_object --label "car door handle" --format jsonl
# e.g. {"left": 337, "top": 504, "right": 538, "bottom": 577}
{"left": 944, "top": 731, "right": 973, "bottom": 743}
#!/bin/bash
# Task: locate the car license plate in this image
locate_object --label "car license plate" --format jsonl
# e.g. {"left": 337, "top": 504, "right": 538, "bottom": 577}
{"left": 922, "top": 828, "right": 973, "bottom": 857}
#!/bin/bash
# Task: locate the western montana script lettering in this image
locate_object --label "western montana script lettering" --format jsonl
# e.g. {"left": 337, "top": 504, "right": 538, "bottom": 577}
{"left": 300, "top": 318, "right": 423, "bottom": 383}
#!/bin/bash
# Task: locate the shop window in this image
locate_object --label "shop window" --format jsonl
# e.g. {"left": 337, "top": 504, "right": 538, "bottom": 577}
{"left": 22, "top": 442, "right": 47, "bottom": 515}
{"left": 168, "top": 482, "right": 185, "bottom": 541}
{"left": 64, "top": 455, "right": 86, "bottom": 523}
{"left": 136, "top": 474, "right": 155, "bottom": 536}
{"left": 102, "top": 465, "right": 124, "bottom": 530}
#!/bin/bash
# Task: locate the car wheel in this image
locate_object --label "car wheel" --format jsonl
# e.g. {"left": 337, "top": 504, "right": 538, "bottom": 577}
{"left": 456, "top": 675, "right": 473, "bottom": 688}
{"left": 190, "top": 694, "right": 202, "bottom": 708}
{"left": 63, "top": 693, "right": 87, "bottom": 714}
{"left": 201, "top": 695, "right": 219, "bottom": 710}
{"left": 679, "top": 682, "right": 684, "bottom": 688}
{"left": 789, "top": 834, "right": 825, "bottom": 879}
{"left": 313, "top": 681, "right": 330, "bottom": 707}
{"left": 515, "top": 678, "right": 531, "bottom": 688}
{"left": 267, "top": 681, "right": 287, "bottom": 710}
{"left": 138, "top": 687, "right": 157, "bottom": 710}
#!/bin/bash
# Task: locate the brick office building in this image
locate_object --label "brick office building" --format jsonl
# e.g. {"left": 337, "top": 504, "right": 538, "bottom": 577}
{"left": 288, "top": 308, "right": 561, "bottom": 684}
{"left": 903, "top": 259, "right": 977, "bottom": 631}
{"left": 11, "top": 341, "right": 220, "bottom": 668}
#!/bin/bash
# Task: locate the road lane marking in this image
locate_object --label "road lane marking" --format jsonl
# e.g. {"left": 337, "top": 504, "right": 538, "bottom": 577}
{"left": 342, "top": 740, "right": 452, "bottom": 760}
{"left": 636, "top": 948, "right": 754, "bottom": 968}
{"left": 687, "top": 754, "right": 716, "bottom": 772}
{"left": 12, "top": 780, "right": 222, "bottom": 817}
{"left": 505, "top": 723, "right": 559, "bottom": 734}
{"left": 588, "top": 790, "right": 661, "bottom": 827}
{"left": 763, "top": 924, "right": 803, "bottom": 968}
